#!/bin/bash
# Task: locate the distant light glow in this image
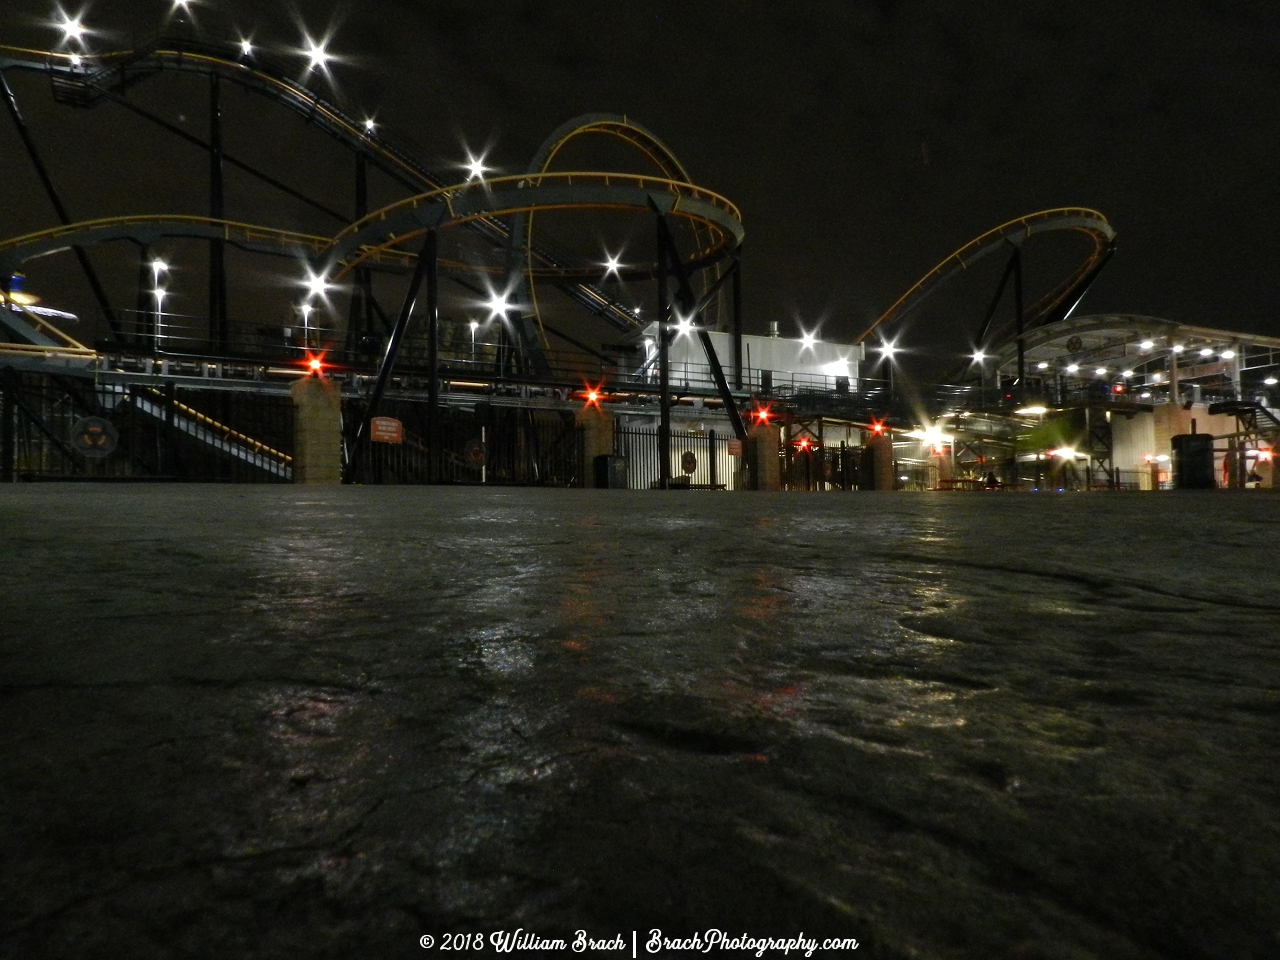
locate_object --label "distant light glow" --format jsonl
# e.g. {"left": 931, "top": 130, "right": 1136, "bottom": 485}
{"left": 484, "top": 291, "right": 512, "bottom": 317}
{"left": 601, "top": 251, "right": 623, "bottom": 277}
{"left": 1172, "top": 344, "right": 1185, "bottom": 353}
{"left": 150, "top": 259, "right": 169, "bottom": 278}
{"left": 1095, "top": 367, "right": 1107, "bottom": 376}
{"left": 674, "top": 315, "right": 693, "bottom": 338}
{"left": 632, "top": 306, "right": 642, "bottom": 316}
{"left": 1265, "top": 377, "right": 1278, "bottom": 385}
{"left": 239, "top": 39, "right": 254, "bottom": 56}
{"left": 1066, "top": 364, "right": 1079, "bottom": 373}
{"left": 363, "top": 117, "right": 376, "bottom": 133}
{"left": 1139, "top": 340, "right": 1154, "bottom": 349}
{"left": 821, "top": 358, "right": 850, "bottom": 378}
{"left": 1036, "top": 361, "right": 1048, "bottom": 370}
{"left": 464, "top": 152, "right": 490, "bottom": 181}
{"left": 57, "top": 12, "right": 87, "bottom": 44}
{"left": 906, "top": 425, "right": 954, "bottom": 445}
{"left": 800, "top": 330, "right": 817, "bottom": 351}
{"left": 1221, "top": 349, "right": 1236, "bottom": 359}
{"left": 308, "top": 357, "right": 322, "bottom": 373}
{"left": 1015, "top": 405, "right": 1048, "bottom": 415}
{"left": 152, "top": 288, "right": 168, "bottom": 306}
{"left": 1200, "top": 347, "right": 1214, "bottom": 357}
{"left": 303, "top": 35, "right": 331, "bottom": 71}
{"left": 1152, "top": 372, "right": 1162, "bottom": 382}
{"left": 302, "top": 270, "right": 332, "bottom": 299}
{"left": 69, "top": 53, "right": 82, "bottom": 66}
{"left": 877, "top": 340, "right": 899, "bottom": 361}
{"left": 972, "top": 349, "right": 986, "bottom": 363}
{"left": 1051, "top": 447, "right": 1081, "bottom": 459}
{"left": 1122, "top": 369, "right": 1134, "bottom": 377}
{"left": 1140, "top": 391, "right": 1151, "bottom": 398}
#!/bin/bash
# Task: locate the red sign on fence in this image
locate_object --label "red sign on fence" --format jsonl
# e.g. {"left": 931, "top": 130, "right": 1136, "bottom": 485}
{"left": 370, "top": 417, "right": 403, "bottom": 444}
{"left": 727, "top": 439, "right": 743, "bottom": 457}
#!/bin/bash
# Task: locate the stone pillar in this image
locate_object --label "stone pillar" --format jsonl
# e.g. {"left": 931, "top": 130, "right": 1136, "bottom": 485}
{"left": 576, "top": 406, "right": 615, "bottom": 487}
{"left": 863, "top": 432, "right": 895, "bottom": 490}
{"left": 291, "top": 375, "right": 342, "bottom": 485}
{"left": 751, "top": 422, "right": 782, "bottom": 490}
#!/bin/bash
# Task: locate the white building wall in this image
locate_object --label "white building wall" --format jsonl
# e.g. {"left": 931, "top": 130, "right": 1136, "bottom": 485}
{"left": 639, "top": 326, "right": 863, "bottom": 392}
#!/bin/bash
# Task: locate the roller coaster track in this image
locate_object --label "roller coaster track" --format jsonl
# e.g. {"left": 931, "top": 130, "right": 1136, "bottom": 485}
{"left": 858, "top": 207, "right": 1116, "bottom": 346}
{"left": 0, "top": 41, "right": 726, "bottom": 334}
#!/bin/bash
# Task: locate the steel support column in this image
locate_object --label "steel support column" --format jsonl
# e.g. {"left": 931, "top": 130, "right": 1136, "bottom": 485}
{"left": 1, "top": 73, "right": 123, "bottom": 340}
{"left": 732, "top": 251, "right": 743, "bottom": 388}
{"left": 425, "top": 229, "right": 441, "bottom": 483}
{"left": 208, "top": 74, "right": 228, "bottom": 348}
{"left": 1013, "top": 244, "right": 1025, "bottom": 398}
{"left": 657, "top": 217, "right": 671, "bottom": 489}
{"left": 345, "top": 232, "right": 435, "bottom": 483}
{"left": 1, "top": 367, "right": 14, "bottom": 482}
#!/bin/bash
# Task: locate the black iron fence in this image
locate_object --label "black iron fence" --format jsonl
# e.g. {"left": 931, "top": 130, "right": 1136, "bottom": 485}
{"left": 0, "top": 370, "right": 293, "bottom": 482}
{"left": 347, "top": 399, "right": 584, "bottom": 486}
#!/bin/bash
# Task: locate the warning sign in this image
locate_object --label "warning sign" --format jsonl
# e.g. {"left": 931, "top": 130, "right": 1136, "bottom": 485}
{"left": 370, "top": 417, "right": 403, "bottom": 444}
{"left": 681, "top": 451, "right": 698, "bottom": 474}
{"left": 727, "top": 439, "right": 743, "bottom": 457}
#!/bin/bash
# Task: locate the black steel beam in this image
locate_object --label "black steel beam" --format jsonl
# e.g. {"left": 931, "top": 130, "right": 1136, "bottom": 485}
{"left": 425, "top": 229, "right": 440, "bottom": 483}
{"left": 732, "top": 252, "right": 743, "bottom": 388}
{"left": 208, "top": 74, "right": 228, "bottom": 347}
{"left": 1, "top": 72, "right": 124, "bottom": 340}
{"left": 103, "top": 91, "right": 350, "bottom": 223}
{"left": 657, "top": 216, "right": 671, "bottom": 489}
{"left": 345, "top": 231, "right": 434, "bottom": 483}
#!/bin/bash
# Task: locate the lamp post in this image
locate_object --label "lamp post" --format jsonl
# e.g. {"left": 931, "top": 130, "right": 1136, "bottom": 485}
{"left": 878, "top": 340, "right": 898, "bottom": 409}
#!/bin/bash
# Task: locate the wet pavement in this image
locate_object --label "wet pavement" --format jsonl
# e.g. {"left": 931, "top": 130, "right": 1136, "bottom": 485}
{"left": 1, "top": 485, "right": 1278, "bottom": 959}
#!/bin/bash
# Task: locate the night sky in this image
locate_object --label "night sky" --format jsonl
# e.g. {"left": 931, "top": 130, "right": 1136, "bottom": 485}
{"left": 3, "top": 1, "right": 1279, "bottom": 375}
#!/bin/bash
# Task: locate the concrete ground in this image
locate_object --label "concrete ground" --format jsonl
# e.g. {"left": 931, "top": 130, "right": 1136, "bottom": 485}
{"left": 1, "top": 486, "right": 1278, "bottom": 959}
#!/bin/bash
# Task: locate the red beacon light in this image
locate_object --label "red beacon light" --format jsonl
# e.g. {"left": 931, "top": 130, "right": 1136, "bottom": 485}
{"left": 303, "top": 352, "right": 327, "bottom": 377}
{"left": 871, "top": 420, "right": 885, "bottom": 435}
{"left": 753, "top": 403, "right": 772, "bottom": 423}
{"left": 581, "top": 381, "right": 604, "bottom": 408}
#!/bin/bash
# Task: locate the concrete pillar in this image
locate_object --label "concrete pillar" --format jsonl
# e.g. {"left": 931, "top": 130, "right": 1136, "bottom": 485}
{"left": 751, "top": 422, "right": 782, "bottom": 490}
{"left": 863, "top": 432, "right": 895, "bottom": 490}
{"left": 576, "top": 406, "right": 615, "bottom": 488}
{"left": 291, "top": 375, "right": 342, "bottom": 485}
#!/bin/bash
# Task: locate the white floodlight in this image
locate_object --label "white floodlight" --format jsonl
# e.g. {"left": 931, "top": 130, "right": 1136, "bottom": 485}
{"left": 800, "top": 330, "right": 817, "bottom": 351}
{"left": 150, "top": 259, "right": 169, "bottom": 279}
{"left": 363, "top": 117, "right": 376, "bottom": 133}
{"left": 1200, "top": 347, "right": 1214, "bottom": 357}
{"left": 484, "top": 291, "right": 512, "bottom": 318}
{"left": 972, "top": 349, "right": 986, "bottom": 363}
{"left": 1095, "top": 367, "right": 1107, "bottom": 376}
{"left": 239, "top": 39, "right": 254, "bottom": 56}
{"left": 1122, "top": 369, "right": 1134, "bottom": 377}
{"left": 464, "top": 152, "right": 490, "bottom": 181}
{"left": 1066, "top": 364, "right": 1079, "bottom": 373}
{"left": 602, "top": 252, "right": 623, "bottom": 277}
{"left": 57, "top": 13, "right": 87, "bottom": 44}
{"left": 302, "top": 270, "right": 332, "bottom": 300}
{"left": 1221, "top": 349, "right": 1236, "bottom": 359}
{"left": 1036, "top": 360, "right": 1048, "bottom": 370}
{"left": 1264, "top": 377, "right": 1278, "bottom": 385}
{"left": 1172, "top": 344, "right": 1184, "bottom": 353}
{"left": 1015, "top": 405, "right": 1048, "bottom": 416}
{"left": 674, "top": 315, "right": 693, "bottom": 338}
{"left": 1139, "top": 339, "right": 1153, "bottom": 349}
{"left": 304, "top": 37, "right": 331, "bottom": 71}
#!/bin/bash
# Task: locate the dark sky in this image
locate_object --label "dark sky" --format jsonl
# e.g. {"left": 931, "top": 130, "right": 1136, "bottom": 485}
{"left": 4, "top": 0, "right": 1279, "bottom": 372}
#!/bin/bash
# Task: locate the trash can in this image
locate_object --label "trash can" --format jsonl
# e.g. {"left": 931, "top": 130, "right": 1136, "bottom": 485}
{"left": 1171, "top": 433, "right": 1215, "bottom": 489}
{"left": 593, "top": 454, "right": 628, "bottom": 489}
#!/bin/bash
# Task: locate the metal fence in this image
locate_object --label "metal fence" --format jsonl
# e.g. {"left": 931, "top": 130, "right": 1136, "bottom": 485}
{"left": 0, "top": 371, "right": 294, "bottom": 482}
{"left": 615, "top": 425, "right": 742, "bottom": 489}
{"left": 348, "top": 399, "right": 585, "bottom": 486}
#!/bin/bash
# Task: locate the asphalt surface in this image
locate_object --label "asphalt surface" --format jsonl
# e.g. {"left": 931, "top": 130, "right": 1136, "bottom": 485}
{"left": 2, "top": 486, "right": 1278, "bottom": 959}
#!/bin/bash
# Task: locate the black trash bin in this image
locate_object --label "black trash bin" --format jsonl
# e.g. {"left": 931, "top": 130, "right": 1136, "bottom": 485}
{"left": 593, "top": 454, "right": 628, "bottom": 489}
{"left": 1172, "top": 433, "right": 1215, "bottom": 489}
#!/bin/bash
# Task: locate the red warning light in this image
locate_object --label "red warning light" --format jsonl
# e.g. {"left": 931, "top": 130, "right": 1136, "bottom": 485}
{"left": 871, "top": 420, "right": 885, "bottom": 434}
{"left": 798, "top": 438, "right": 810, "bottom": 450}
{"left": 753, "top": 403, "right": 772, "bottom": 423}
{"left": 303, "top": 352, "right": 327, "bottom": 377}
{"left": 1260, "top": 448, "right": 1274, "bottom": 462}
{"left": 581, "top": 381, "right": 604, "bottom": 408}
